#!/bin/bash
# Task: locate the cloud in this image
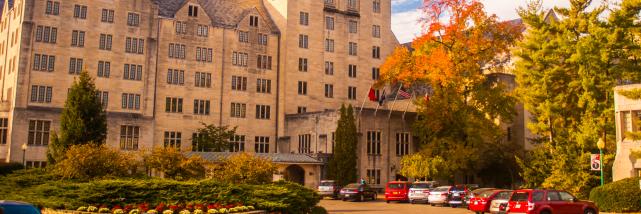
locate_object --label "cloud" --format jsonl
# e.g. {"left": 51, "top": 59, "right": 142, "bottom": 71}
{"left": 391, "top": 9, "right": 423, "bottom": 44}
{"left": 392, "top": 0, "right": 415, "bottom": 6}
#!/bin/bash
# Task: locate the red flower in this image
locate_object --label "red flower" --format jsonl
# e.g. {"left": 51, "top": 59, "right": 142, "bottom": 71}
{"left": 169, "top": 205, "right": 178, "bottom": 211}
{"left": 113, "top": 205, "right": 122, "bottom": 210}
{"left": 155, "top": 202, "right": 166, "bottom": 212}
{"left": 207, "top": 204, "right": 216, "bottom": 210}
{"left": 225, "top": 204, "right": 234, "bottom": 209}
{"left": 195, "top": 204, "right": 204, "bottom": 210}
{"left": 139, "top": 203, "right": 150, "bottom": 212}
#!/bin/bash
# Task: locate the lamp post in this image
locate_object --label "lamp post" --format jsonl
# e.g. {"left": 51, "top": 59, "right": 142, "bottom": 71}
{"left": 21, "top": 143, "right": 28, "bottom": 169}
{"left": 597, "top": 138, "right": 605, "bottom": 186}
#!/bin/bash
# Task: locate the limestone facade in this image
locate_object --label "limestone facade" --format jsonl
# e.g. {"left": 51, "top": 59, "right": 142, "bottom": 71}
{"left": 613, "top": 84, "right": 641, "bottom": 181}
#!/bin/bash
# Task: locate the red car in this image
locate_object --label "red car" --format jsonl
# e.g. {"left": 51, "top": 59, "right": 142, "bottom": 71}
{"left": 384, "top": 181, "right": 410, "bottom": 203}
{"left": 469, "top": 189, "right": 504, "bottom": 213}
{"left": 507, "top": 189, "right": 598, "bottom": 214}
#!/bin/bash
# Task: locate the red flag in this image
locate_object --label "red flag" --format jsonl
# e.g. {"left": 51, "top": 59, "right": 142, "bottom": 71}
{"left": 368, "top": 88, "right": 377, "bottom": 101}
{"left": 424, "top": 94, "right": 430, "bottom": 103}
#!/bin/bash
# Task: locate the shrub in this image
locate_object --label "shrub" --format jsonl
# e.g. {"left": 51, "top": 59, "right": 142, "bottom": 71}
{"left": 54, "top": 144, "right": 140, "bottom": 179}
{"left": 0, "top": 162, "right": 24, "bottom": 176}
{"left": 76, "top": 206, "right": 87, "bottom": 211}
{"left": 143, "top": 148, "right": 208, "bottom": 180}
{"left": 589, "top": 177, "right": 641, "bottom": 212}
{"left": 208, "top": 153, "right": 276, "bottom": 185}
{"left": 311, "top": 206, "right": 328, "bottom": 214}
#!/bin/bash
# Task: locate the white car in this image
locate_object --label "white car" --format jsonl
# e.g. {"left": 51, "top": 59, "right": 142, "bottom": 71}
{"left": 427, "top": 186, "right": 452, "bottom": 206}
{"left": 489, "top": 190, "right": 512, "bottom": 214}
{"left": 408, "top": 181, "right": 438, "bottom": 204}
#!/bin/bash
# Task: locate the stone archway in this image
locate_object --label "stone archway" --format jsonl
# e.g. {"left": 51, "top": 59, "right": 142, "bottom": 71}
{"left": 284, "top": 165, "right": 305, "bottom": 185}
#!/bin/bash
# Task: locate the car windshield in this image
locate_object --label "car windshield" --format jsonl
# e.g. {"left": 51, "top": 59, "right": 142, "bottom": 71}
{"left": 388, "top": 183, "right": 405, "bottom": 189}
{"left": 511, "top": 192, "right": 529, "bottom": 201}
{"left": 410, "top": 183, "right": 430, "bottom": 189}
{"left": 320, "top": 181, "right": 334, "bottom": 186}
{"left": 495, "top": 191, "right": 512, "bottom": 200}
{"left": 451, "top": 186, "right": 465, "bottom": 192}
{"left": 0, "top": 205, "right": 41, "bottom": 214}
{"left": 433, "top": 187, "right": 450, "bottom": 192}
{"left": 478, "top": 190, "right": 497, "bottom": 198}
{"left": 345, "top": 183, "right": 360, "bottom": 189}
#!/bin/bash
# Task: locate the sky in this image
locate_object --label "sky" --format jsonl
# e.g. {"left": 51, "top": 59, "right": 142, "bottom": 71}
{"left": 391, "top": 0, "right": 571, "bottom": 44}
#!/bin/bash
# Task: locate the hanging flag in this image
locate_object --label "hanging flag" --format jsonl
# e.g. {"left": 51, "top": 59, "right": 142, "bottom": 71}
{"left": 424, "top": 93, "right": 430, "bottom": 103}
{"left": 398, "top": 88, "right": 411, "bottom": 99}
{"left": 378, "top": 89, "right": 386, "bottom": 106}
{"left": 368, "top": 88, "right": 377, "bottom": 101}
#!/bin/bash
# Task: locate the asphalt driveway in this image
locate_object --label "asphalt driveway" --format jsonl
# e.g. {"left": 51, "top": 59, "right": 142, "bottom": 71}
{"left": 319, "top": 198, "right": 473, "bottom": 214}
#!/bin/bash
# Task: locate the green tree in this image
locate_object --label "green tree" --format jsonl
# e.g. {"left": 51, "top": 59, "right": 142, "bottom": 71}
{"left": 47, "top": 71, "right": 107, "bottom": 164}
{"left": 327, "top": 104, "right": 358, "bottom": 187}
{"left": 192, "top": 123, "right": 237, "bottom": 152}
{"left": 513, "top": 0, "right": 641, "bottom": 198}
{"left": 143, "top": 147, "right": 209, "bottom": 180}
{"left": 209, "top": 152, "right": 277, "bottom": 184}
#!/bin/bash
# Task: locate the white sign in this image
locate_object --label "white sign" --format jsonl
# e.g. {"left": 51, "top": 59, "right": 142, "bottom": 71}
{"left": 590, "top": 154, "right": 601, "bottom": 171}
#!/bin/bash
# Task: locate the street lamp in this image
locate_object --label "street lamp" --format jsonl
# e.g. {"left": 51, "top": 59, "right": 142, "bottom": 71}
{"left": 21, "top": 143, "right": 28, "bottom": 169}
{"left": 597, "top": 138, "right": 605, "bottom": 186}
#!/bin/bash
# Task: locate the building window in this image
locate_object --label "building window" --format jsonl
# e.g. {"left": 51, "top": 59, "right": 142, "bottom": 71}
{"left": 349, "top": 20, "right": 358, "bottom": 33}
{"left": 257, "top": 79, "right": 271, "bottom": 93}
{"left": 165, "top": 97, "right": 183, "bottom": 113}
{"left": 192, "top": 133, "right": 207, "bottom": 152}
{"left": 121, "top": 93, "right": 141, "bottom": 110}
{"left": 45, "top": 1, "right": 60, "bottom": 15}
{"left": 25, "top": 161, "right": 47, "bottom": 169}
{"left": 127, "top": 12, "right": 140, "bottom": 26}
{"left": 35, "top": 26, "right": 57, "bottom": 43}
{"left": 325, "top": 61, "right": 334, "bottom": 75}
{"left": 238, "top": 31, "right": 249, "bottom": 43}
{"left": 123, "top": 64, "right": 143, "bottom": 81}
{"left": 97, "top": 61, "right": 110, "bottom": 78}
{"left": 372, "top": 67, "right": 380, "bottom": 80}
{"left": 120, "top": 125, "right": 140, "bottom": 150}
{"left": 372, "top": 46, "right": 381, "bottom": 59}
{"left": 232, "top": 52, "right": 249, "bottom": 67}
{"left": 99, "top": 34, "right": 113, "bottom": 50}
{"left": 255, "top": 105, "right": 271, "bottom": 120}
{"left": 349, "top": 42, "right": 358, "bottom": 56}
{"left": 68, "top": 58, "right": 83, "bottom": 74}
{"left": 348, "top": 64, "right": 357, "bottom": 78}
{"left": 101, "top": 9, "right": 115, "bottom": 23}
{"left": 367, "top": 169, "right": 381, "bottom": 185}
{"left": 193, "top": 99, "right": 211, "bottom": 115}
{"left": 196, "top": 47, "right": 213, "bottom": 62}
{"left": 325, "top": 16, "right": 335, "bottom": 30}
{"left": 257, "top": 55, "right": 272, "bottom": 70}
{"left": 231, "top": 76, "right": 248, "bottom": 91}
{"left": 28, "top": 120, "right": 51, "bottom": 146}
{"left": 71, "top": 30, "right": 85, "bottom": 47}
{"left": 298, "top": 134, "right": 311, "bottom": 154}
{"left": 197, "top": 24, "right": 209, "bottom": 37}
{"left": 325, "top": 84, "right": 334, "bottom": 98}
{"left": 255, "top": 136, "right": 270, "bottom": 153}
{"left": 249, "top": 15, "right": 259, "bottom": 27}
{"left": 167, "top": 69, "right": 185, "bottom": 85}
{"left": 175, "top": 21, "right": 187, "bottom": 34}
{"left": 229, "top": 135, "right": 245, "bottom": 152}
{"left": 300, "top": 12, "right": 309, "bottom": 26}
{"left": 624, "top": 111, "right": 633, "bottom": 133}
{"left": 325, "top": 39, "right": 335, "bottom": 52}
{"left": 195, "top": 72, "right": 212, "bottom": 88}
{"left": 396, "top": 132, "right": 410, "bottom": 156}
{"left": 298, "top": 58, "right": 308, "bottom": 72}
{"left": 164, "top": 131, "right": 182, "bottom": 149}
{"left": 169, "top": 43, "right": 186, "bottom": 59}
{"left": 73, "top": 5, "right": 87, "bottom": 19}
{"left": 188, "top": 5, "right": 199, "bottom": 17}
{"left": 231, "top": 103, "right": 247, "bottom": 118}
{"left": 96, "top": 91, "right": 109, "bottom": 108}
{"left": 125, "top": 37, "right": 144, "bottom": 54}
{"left": 299, "top": 34, "right": 309, "bottom": 49}
{"left": 298, "top": 81, "right": 308, "bottom": 95}
{"left": 258, "top": 34, "right": 268, "bottom": 45}
{"left": 298, "top": 106, "right": 307, "bottom": 114}
{"left": 367, "top": 131, "right": 381, "bottom": 155}
{"left": 0, "top": 118, "right": 7, "bottom": 145}
{"left": 373, "top": 0, "right": 381, "bottom": 13}
{"left": 347, "top": 0, "right": 358, "bottom": 10}
{"left": 32, "top": 54, "right": 55, "bottom": 71}
{"left": 348, "top": 86, "right": 357, "bottom": 100}
{"left": 372, "top": 25, "right": 381, "bottom": 38}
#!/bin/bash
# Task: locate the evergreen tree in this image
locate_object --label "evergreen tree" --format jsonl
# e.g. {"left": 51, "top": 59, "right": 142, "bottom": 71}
{"left": 192, "top": 123, "right": 237, "bottom": 152}
{"left": 48, "top": 71, "right": 107, "bottom": 164}
{"left": 327, "top": 104, "right": 358, "bottom": 187}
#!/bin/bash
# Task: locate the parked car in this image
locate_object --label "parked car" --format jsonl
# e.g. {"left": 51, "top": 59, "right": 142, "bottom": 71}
{"left": 465, "top": 187, "right": 496, "bottom": 207}
{"left": 408, "top": 181, "right": 439, "bottom": 204}
{"left": 0, "top": 201, "right": 41, "bottom": 214}
{"left": 428, "top": 186, "right": 452, "bottom": 206}
{"left": 339, "top": 183, "right": 377, "bottom": 202}
{"left": 447, "top": 185, "right": 467, "bottom": 208}
{"left": 318, "top": 180, "right": 341, "bottom": 199}
{"left": 384, "top": 181, "right": 411, "bottom": 203}
{"left": 498, "top": 202, "right": 509, "bottom": 214}
{"left": 507, "top": 189, "right": 598, "bottom": 214}
{"left": 468, "top": 189, "right": 507, "bottom": 214}
{"left": 489, "top": 190, "right": 513, "bottom": 214}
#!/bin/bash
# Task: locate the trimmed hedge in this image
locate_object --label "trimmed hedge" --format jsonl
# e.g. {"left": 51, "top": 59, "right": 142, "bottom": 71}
{"left": 589, "top": 177, "right": 641, "bottom": 212}
{"left": 0, "top": 162, "right": 24, "bottom": 176}
{"left": 0, "top": 169, "right": 320, "bottom": 214}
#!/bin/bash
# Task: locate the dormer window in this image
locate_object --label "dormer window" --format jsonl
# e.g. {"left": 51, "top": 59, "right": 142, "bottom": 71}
{"left": 188, "top": 5, "right": 198, "bottom": 17}
{"left": 249, "top": 16, "right": 259, "bottom": 27}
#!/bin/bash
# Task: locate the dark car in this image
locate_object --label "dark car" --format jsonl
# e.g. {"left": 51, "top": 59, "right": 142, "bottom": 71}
{"left": 447, "top": 185, "right": 467, "bottom": 208}
{"left": 507, "top": 189, "right": 598, "bottom": 214}
{"left": 0, "top": 201, "right": 41, "bottom": 214}
{"left": 339, "top": 183, "right": 377, "bottom": 202}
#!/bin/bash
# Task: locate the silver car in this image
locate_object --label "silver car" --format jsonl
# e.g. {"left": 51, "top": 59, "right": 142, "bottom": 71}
{"left": 427, "top": 186, "right": 452, "bottom": 206}
{"left": 408, "top": 181, "right": 439, "bottom": 204}
{"left": 489, "top": 190, "right": 512, "bottom": 214}
{"left": 317, "top": 180, "right": 340, "bottom": 199}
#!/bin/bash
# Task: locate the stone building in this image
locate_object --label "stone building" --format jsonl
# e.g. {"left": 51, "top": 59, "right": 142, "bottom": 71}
{"left": 613, "top": 83, "right": 641, "bottom": 181}
{"left": 0, "top": 0, "right": 400, "bottom": 188}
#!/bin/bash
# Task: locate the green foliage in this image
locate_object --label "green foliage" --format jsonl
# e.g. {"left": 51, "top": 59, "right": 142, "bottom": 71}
{"left": 311, "top": 206, "right": 328, "bottom": 214}
{"left": 0, "top": 162, "right": 24, "bottom": 176}
{"left": 589, "top": 177, "right": 641, "bottom": 212}
{"left": 398, "top": 153, "right": 445, "bottom": 180}
{"left": 513, "top": 0, "right": 641, "bottom": 197}
{"left": 208, "top": 152, "right": 276, "bottom": 185}
{"left": 618, "top": 89, "right": 641, "bottom": 100}
{"left": 192, "top": 123, "right": 237, "bottom": 152}
{"left": 48, "top": 71, "right": 107, "bottom": 164}
{"left": 143, "top": 147, "right": 209, "bottom": 180}
{"left": 54, "top": 144, "right": 141, "bottom": 180}
{"left": 327, "top": 104, "right": 358, "bottom": 187}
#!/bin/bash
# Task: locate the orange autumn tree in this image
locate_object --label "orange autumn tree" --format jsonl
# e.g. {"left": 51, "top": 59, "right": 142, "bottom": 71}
{"left": 383, "top": 0, "right": 523, "bottom": 183}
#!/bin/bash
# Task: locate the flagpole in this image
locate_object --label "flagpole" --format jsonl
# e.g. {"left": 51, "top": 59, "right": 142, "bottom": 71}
{"left": 401, "top": 93, "right": 414, "bottom": 121}
{"left": 374, "top": 89, "right": 385, "bottom": 117}
{"left": 388, "top": 84, "right": 403, "bottom": 119}
{"left": 358, "top": 89, "right": 369, "bottom": 118}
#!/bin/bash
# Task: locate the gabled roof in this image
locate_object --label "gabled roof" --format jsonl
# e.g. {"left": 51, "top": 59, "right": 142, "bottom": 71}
{"left": 544, "top": 9, "right": 559, "bottom": 23}
{"left": 188, "top": 152, "right": 323, "bottom": 164}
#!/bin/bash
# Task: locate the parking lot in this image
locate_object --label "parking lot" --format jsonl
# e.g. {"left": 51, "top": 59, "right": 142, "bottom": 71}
{"left": 319, "top": 198, "right": 472, "bottom": 214}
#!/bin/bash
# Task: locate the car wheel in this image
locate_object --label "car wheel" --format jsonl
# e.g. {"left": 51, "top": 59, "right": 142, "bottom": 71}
{"left": 360, "top": 195, "right": 365, "bottom": 202}
{"left": 342, "top": 198, "right": 346, "bottom": 201}
{"left": 372, "top": 194, "right": 377, "bottom": 201}
{"left": 540, "top": 210, "right": 551, "bottom": 214}
{"left": 585, "top": 209, "right": 596, "bottom": 214}
{"left": 451, "top": 205, "right": 457, "bottom": 208}
{"left": 386, "top": 200, "right": 390, "bottom": 204}
{"left": 430, "top": 204, "right": 435, "bottom": 207}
